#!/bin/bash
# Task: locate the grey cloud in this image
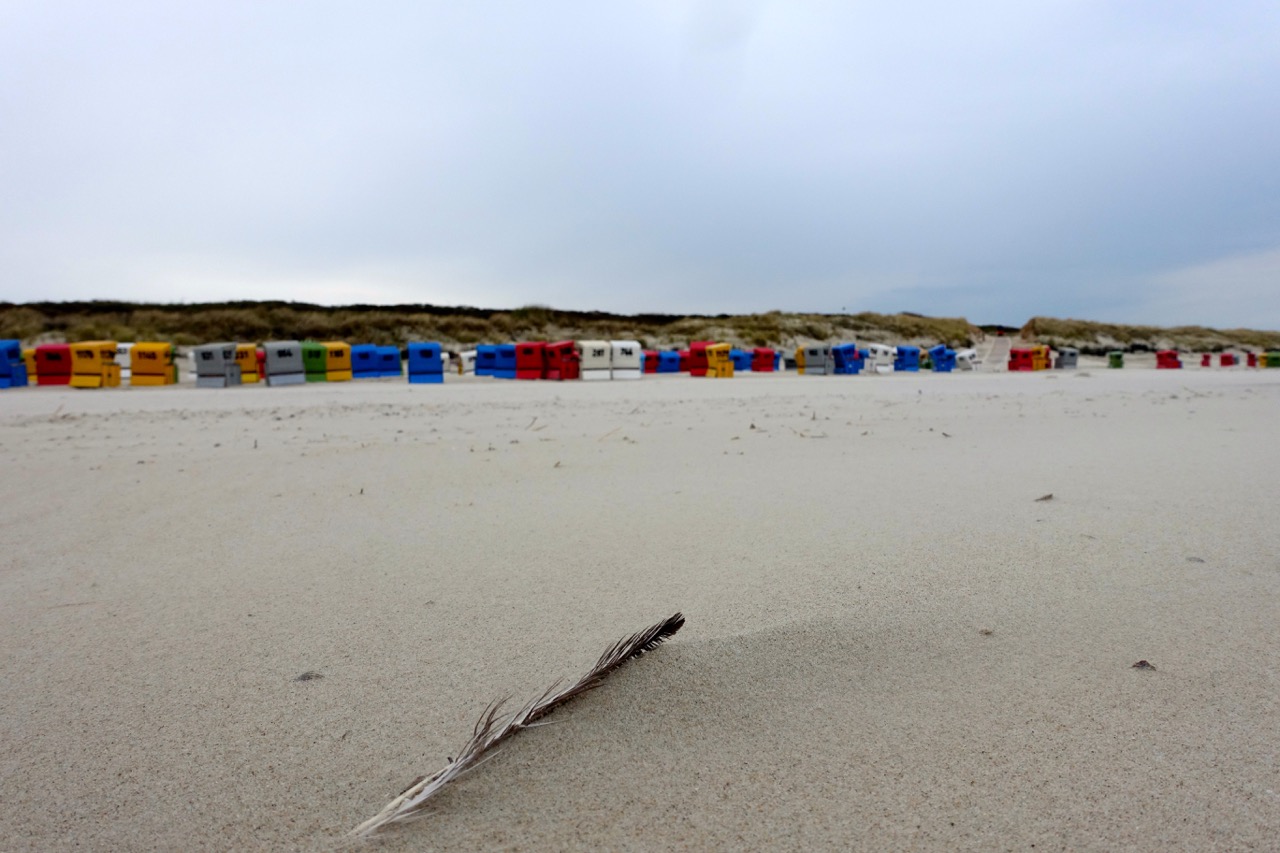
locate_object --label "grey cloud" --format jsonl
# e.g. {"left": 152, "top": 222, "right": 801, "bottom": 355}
{"left": 3, "top": 1, "right": 1279, "bottom": 325}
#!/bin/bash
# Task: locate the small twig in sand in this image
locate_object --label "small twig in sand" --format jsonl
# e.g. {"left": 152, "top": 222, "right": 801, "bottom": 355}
{"left": 351, "top": 612, "right": 686, "bottom": 839}
{"left": 1034, "top": 493, "right": 1054, "bottom": 502}
{"left": 597, "top": 426, "right": 622, "bottom": 442}
{"left": 787, "top": 426, "right": 828, "bottom": 439}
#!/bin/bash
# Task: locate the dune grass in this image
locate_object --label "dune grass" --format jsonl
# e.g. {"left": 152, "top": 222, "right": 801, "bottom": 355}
{"left": 10, "top": 301, "right": 1274, "bottom": 353}
{"left": 1020, "top": 317, "right": 1280, "bottom": 354}
{"left": 0, "top": 301, "right": 982, "bottom": 350}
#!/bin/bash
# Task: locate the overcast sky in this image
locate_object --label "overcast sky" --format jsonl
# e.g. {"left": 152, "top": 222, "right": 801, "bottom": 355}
{"left": 3, "top": 2, "right": 1279, "bottom": 327}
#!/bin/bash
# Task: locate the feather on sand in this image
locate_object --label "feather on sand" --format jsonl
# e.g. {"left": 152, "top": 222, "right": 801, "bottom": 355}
{"left": 352, "top": 612, "right": 685, "bottom": 838}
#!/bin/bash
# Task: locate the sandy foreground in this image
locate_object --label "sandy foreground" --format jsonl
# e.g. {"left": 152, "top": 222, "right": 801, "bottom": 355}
{"left": 1, "top": 368, "right": 1277, "bottom": 851}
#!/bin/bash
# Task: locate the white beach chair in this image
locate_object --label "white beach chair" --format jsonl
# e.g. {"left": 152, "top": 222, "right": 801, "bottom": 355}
{"left": 955, "top": 348, "right": 979, "bottom": 370}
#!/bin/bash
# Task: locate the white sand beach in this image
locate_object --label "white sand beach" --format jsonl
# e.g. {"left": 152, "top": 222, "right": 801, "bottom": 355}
{"left": 2, "top": 368, "right": 1277, "bottom": 851}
